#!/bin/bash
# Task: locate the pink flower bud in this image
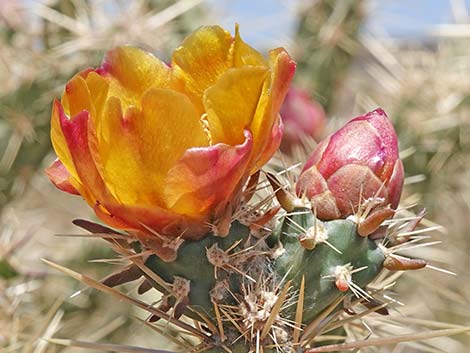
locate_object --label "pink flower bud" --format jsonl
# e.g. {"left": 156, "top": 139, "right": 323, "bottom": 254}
{"left": 280, "top": 87, "right": 326, "bottom": 153}
{"left": 296, "top": 108, "right": 404, "bottom": 220}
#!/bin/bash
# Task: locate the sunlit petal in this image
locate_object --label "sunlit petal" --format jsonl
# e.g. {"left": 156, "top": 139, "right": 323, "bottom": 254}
{"left": 204, "top": 66, "right": 268, "bottom": 145}
{"left": 165, "top": 131, "right": 253, "bottom": 216}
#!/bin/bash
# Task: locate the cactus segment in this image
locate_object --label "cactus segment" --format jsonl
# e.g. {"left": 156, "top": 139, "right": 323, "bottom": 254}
{"left": 0, "top": 258, "right": 19, "bottom": 279}
{"left": 144, "top": 221, "right": 250, "bottom": 319}
{"left": 274, "top": 207, "right": 385, "bottom": 323}
{"left": 65, "top": 192, "right": 431, "bottom": 352}
{"left": 142, "top": 205, "right": 386, "bottom": 343}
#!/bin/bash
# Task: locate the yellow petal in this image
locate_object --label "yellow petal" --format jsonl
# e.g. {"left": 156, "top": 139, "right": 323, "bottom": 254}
{"left": 102, "top": 46, "right": 171, "bottom": 94}
{"left": 138, "top": 88, "right": 209, "bottom": 177}
{"left": 249, "top": 48, "right": 295, "bottom": 168}
{"left": 50, "top": 99, "right": 78, "bottom": 181}
{"left": 204, "top": 66, "right": 268, "bottom": 146}
{"left": 95, "top": 89, "right": 209, "bottom": 207}
{"left": 84, "top": 71, "right": 109, "bottom": 121}
{"left": 230, "top": 24, "right": 267, "bottom": 67}
{"left": 172, "top": 26, "right": 232, "bottom": 107}
{"left": 61, "top": 74, "right": 95, "bottom": 118}
{"left": 93, "top": 97, "right": 154, "bottom": 205}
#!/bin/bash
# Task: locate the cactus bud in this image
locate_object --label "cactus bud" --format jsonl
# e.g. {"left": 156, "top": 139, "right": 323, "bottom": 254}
{"left": 296, "top": 108, "right": 404, "bottom": 220}
{"left": 280, "top": 87, "right": 326, "bottom": 153}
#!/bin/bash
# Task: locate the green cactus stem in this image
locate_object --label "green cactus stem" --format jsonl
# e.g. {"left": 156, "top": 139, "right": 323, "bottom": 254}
{"left": 274, "top": 207, "right": 385, "bottom": 323}
{"left": 144, "top": 221, "right": 250, "bottom": 319}
{"left": 141, "top": 205, "right": 385, "bottom": 352}
{"left": 67, "top": 193, "right": 430, "bottom": 353}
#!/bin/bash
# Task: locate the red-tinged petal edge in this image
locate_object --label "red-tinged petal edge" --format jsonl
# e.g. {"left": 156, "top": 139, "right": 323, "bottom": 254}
{"left": 165, "top": 130, "right": 254, "bottom": 217}
{"left": 57, "top": 105, "right": 107, "bottom": 204}
{"left": 45, "top": 159, "right": 80, "bottom": 195}
{"left": 254, "top": 115, "right": 284, "bottom": 172}
{"left": 387, "top": 159, "right": 405, "bottom": 209}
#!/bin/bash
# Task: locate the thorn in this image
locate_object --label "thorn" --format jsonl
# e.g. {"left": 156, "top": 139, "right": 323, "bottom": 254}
{"left": 213, "top": 203, "right": 233, "bottom": 237}
{"left": 138, "top": 279, "right": 153, "bottom": 295}
{"left": 293, "top": 276, "right": 305, "bottom": 345}
{"left": 383, "top": 255, "right": 427, "bottom": 271}
{"left": 266, "top": 173, "right": 304, "bottom": 212}
{"left": 212, "top": 300, "right": 226, "bottom": 342}
{"left": 41, "top": 259, "right": 205, "bottom": 339}
{"left": 391, "top": 208, "right": 426, "bottom": 245}
{"left": 249, "top": 206, "right": 280, "bottom": 234}
{"left": 425, "top": 264, "right": 457, "bottom": 276}
{"left": 358, "top": 208, "right": 395, "bottom": 237}
{"left": 243, "top": 170, "right": 260, "bottom": 203}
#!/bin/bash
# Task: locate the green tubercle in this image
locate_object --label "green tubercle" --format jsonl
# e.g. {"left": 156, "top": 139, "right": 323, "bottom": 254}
{"left": 143, "top": 207, "right": 385, "bottom": 352}
{"left": 274, "top": 207, "right": 385, "bottom": 323}
{"left": 144, "top": 221, "right": 250, "bottom": 319}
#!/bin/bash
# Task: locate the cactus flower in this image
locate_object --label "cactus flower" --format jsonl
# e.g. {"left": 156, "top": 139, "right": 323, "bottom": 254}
{"left": 296, "top": 108, "right": 404, "bottom": 220}
{"left": 280, "top": 86, "right": 326, "bottom": 152}
{"left": 46, "top": 25, "right": 295, "bottom": 244}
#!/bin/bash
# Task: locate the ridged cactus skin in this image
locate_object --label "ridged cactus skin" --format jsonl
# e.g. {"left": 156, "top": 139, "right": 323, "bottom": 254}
{"left": 275, "top": 207, "right": 385, "bottom": 323}
{"left": 68, "top": 189, "right": 428, "bottom": 353}
{"left": 144, "top": 221, "right": 250, "bottom": 318}
{"left": 143, "top": 206, "right": 386, "bottom": 348}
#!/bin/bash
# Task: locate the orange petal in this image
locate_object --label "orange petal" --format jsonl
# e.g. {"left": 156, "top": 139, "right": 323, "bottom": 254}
{"left": 61, "top": 74, "right": 95, "bottom": 118}
{"left": 230, "top": 24, "right": 266, "bottom": 67}
{"left": 249, "top": 48, "right": 296, "bottom": 168}
{"left": 254, "top": 114, "right": 284, "bottom": 171}
{"left": 164, "top": 130, "right": 253, "bottom": 217}
{"left": 56, "top": 104, "right": 107, "bottom": 206}
{"left": 172, "top": 26, "right": 232, "bottom": 106}
{"left": 45, "top": 159, "right": 80, "bottom": 195}
{"left": 101, "top": 46, "right": 171, "bottom": 95}
{"left": 84, "top": 71, "right": 110, "bottom": 121}
{"left": 50, "top": 99, "right": 77, "bottom": 181}
{"left": 94, "top": 89, "right": 208, "bottom": 206}
{"left": 204, "top": 66, "right": 268, "bottom": 145}
{"left": 97, "top": 202, "right": 207, "bottom": 238}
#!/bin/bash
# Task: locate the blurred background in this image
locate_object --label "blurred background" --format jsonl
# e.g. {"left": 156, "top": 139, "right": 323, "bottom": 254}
{"left": 1, "top": 0, "right": 469, "bottom": 352}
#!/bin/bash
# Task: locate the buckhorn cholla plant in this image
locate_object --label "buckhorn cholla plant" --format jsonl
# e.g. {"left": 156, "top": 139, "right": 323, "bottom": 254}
{"left": 43, "top": 25, "right": 469, "bottom": 353}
